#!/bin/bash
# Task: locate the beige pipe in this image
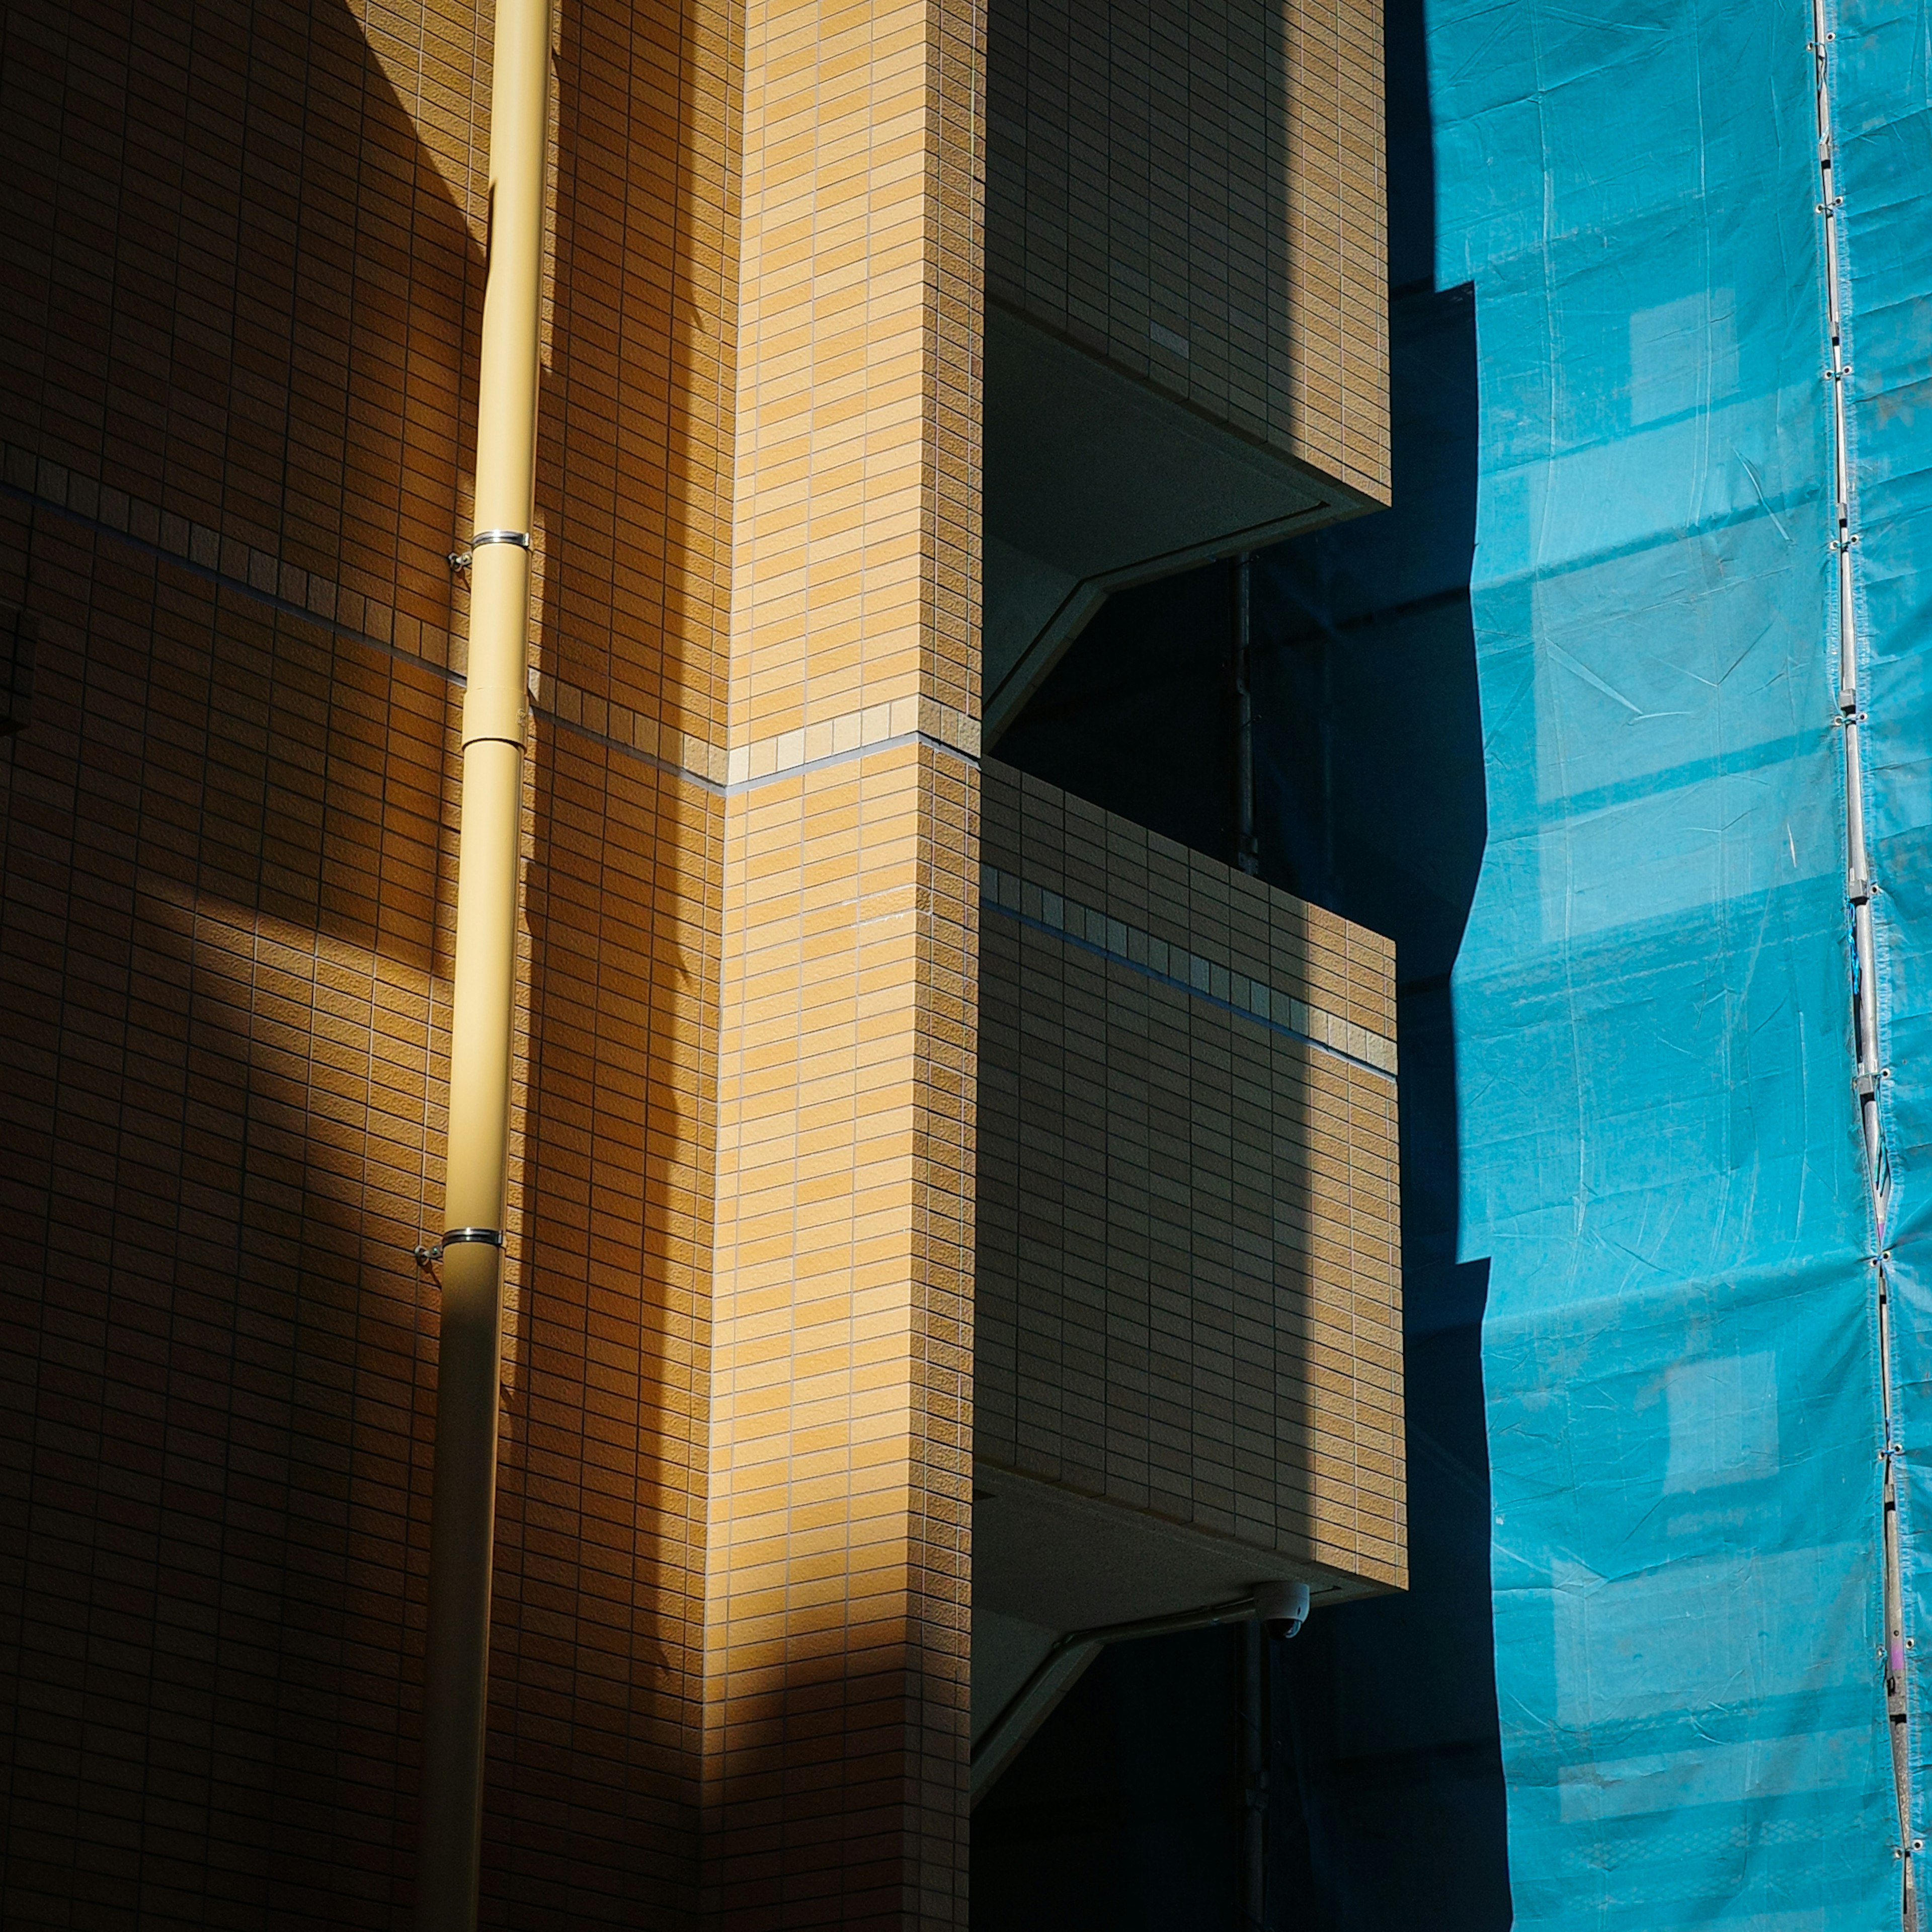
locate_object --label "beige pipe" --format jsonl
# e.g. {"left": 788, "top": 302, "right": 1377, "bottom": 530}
{"left": 418, "top": 0, "right": 551, "bottom": 1922}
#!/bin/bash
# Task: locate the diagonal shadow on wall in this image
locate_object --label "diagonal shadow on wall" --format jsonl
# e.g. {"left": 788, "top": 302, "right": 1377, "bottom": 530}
{"left": 0, "top": 0, "right": 723, "bottom": 1922}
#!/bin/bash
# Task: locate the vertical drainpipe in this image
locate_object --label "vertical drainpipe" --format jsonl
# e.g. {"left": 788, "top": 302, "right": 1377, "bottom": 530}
{"left": 1240, "top": 1622, "right": 1268, "bottom": 1928}
{"left": 418, "top": 0, "right": 552, "bottom": 1923}
{"left": 1233, "top": 552, "right": 1260, "bottom": 877}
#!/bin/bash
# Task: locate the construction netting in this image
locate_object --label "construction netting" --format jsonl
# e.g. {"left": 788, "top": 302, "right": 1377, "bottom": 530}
{"left": 1429, "top": 0, "right": 1927, "bottom": 1922}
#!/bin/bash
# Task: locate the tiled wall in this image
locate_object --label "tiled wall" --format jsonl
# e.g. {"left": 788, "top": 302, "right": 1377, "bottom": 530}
{"left": 0, "top": 0, "right": 1401, "bottom": 1916}
{"left": 0, "top": 0, "right": 738, "bottom": 1921}
{"left": 2, "top": 0, "right": 989, "bottom": 1920}
{"left": 985, "top": 0, "right": 1389, "bottom": 504}
{"left": 701, "top": 2, "right": 983, "bottom": 1918}
{"left": 975, "top": 762, "right": 1404, "bottom": 1592}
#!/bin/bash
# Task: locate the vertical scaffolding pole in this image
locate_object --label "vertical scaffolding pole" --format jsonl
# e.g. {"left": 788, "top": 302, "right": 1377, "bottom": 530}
{"left": 1809, "top": 5, "right": 1914, "bottom": 1919}
{"left": 417, "top": 0, "right": 552, "bottom": 1923}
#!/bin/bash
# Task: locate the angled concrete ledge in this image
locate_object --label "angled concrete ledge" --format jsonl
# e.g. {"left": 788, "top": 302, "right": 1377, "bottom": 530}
{"left": 982, "top": 306, "right": 1378, "bottom": 741}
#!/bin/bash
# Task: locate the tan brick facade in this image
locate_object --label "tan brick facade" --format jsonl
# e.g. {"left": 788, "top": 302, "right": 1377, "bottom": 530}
{"left": 2, "top": 0, "right": 981, "bottom": 1920}
{"left": 0, "top": 0, "right": 1397, "bottom": 1923}
{"left": 0, "top": 0, "right": 733, "bottom": 1919}
{"left": 973, "top": 0, "right": 1387, "bottom": 739}
{"left": 700, "top": 1, "right": 981, "bottom": 1914}
{"left": 974, "top": 763, "right": 1403, "bottom": 1609}
{"left": 985, "top": 0, "right": 1389, "bottom": 504}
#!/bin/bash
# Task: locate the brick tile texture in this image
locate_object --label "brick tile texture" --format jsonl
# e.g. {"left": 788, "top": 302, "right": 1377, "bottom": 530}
{"left": 0, "top": 0, "right": 1395, "bottom": 1921}
{"left": 974, "top": 762, "right": 1404, "bottom": 1594}
{"left": 0, "top": 0, "right": 738, "bottom": 1923}
{"left": 985, "top": 0, "right": 1390, "bottom": 504}
{"left": 701, "top": 1, "right": 982, "bottom": 1920}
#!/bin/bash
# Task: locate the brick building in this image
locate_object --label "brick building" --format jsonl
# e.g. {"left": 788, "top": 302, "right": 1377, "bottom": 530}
{"left": 0, "top": 0, "right": 1394, "bottom": 1924}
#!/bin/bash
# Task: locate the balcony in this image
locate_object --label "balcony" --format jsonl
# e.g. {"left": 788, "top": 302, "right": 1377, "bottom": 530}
{"left": 981, "top": 0, "right": 1389, "bottom": 738}
{"left": 972, "top": 761, "right": 1404, "bottom": 1753}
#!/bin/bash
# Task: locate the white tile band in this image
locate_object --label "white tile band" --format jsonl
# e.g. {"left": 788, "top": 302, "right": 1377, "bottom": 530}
{"left": 5, "top": 440, "right": 980, "bottom": 795}
{"left": 981, "top": 860, "right": 1398, "bottom": 1079}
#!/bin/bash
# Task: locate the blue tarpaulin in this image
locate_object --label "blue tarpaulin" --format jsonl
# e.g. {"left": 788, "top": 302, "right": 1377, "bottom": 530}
{"left": 1427, "top": 0, "right": 1928, "bottom": 1920}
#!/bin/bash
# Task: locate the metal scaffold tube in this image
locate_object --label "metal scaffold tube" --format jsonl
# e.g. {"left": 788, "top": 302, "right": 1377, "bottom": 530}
{"left": 1809, "top": 3, "right": 1912, "bottom": 1920}
{"left": 417, "top": 0, "right": 552, "bottom": 1921}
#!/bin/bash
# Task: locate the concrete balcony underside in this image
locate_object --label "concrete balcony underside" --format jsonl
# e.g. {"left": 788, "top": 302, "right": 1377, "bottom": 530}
{"left": 981, "top": 304, "right": 1373, "bottom": 741}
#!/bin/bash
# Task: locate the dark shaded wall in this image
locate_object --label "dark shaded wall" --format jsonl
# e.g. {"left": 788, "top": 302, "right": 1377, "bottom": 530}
{"left": 974, "top": 1628, "right": 1243, "bottom": 1928}
{"left": 0, "top": 0, "right": 733, "bottom": 1924}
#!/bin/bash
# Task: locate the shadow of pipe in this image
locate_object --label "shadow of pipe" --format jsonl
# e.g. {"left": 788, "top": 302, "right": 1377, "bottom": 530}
{"left": 470, "top": 0, "right": 739, "bottom": 1918}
